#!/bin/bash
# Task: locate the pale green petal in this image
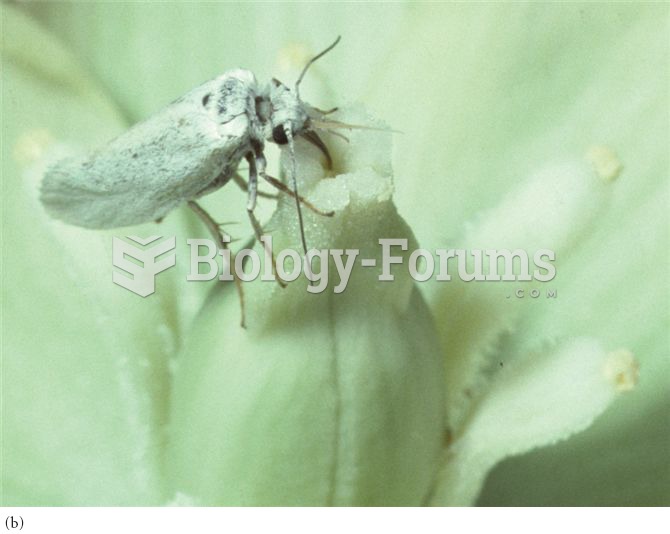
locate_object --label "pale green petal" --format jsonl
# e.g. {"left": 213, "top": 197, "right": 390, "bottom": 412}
{"left": 431, "top": 339, "right": 638, "bottom": 506}
{"left": 1, "top": 7, "right": 175, "bottom": 505}
{"left": 431, "top": 157, "right": 622, "bottom": 431}
{"left": 20, "top": 2, "right": 410, "bottom": 121}
{"left": 362, "top": 4, "right": 668, "bottom": 504}
{"left": 167, "top": 109, "right": 445, "bottom": 506}
{"left": 478, "top": 187, "right": 670, "bottom": 505}
{"left": 365, "top": 5, "right": 667, "bottom": 241}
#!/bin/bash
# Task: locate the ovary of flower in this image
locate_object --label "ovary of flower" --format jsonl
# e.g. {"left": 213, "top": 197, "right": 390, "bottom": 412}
{"left": 167, "top": 105, "right": 446, "bottom": 506}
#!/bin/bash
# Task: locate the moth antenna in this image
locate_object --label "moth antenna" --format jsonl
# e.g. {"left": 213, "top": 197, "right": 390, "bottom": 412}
{"left": 295, "top": 36, "right": 341, "bottom": 99}
{"left": 285, "top": 126, "right": 309, "bottom": 258}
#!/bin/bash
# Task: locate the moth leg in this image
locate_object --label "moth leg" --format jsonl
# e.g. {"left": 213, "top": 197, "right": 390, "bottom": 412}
{"left": 261, "top": 173, "right": 334, "bottom": 217}
{"left": 245, "top": 153, "right": 286, "bottom": 288}
{"left": 187, "top": 200, "right": 246, "bottom": 328}
{"left": 233, "top": 173, "right": 277, "bottom": 199}
{"left": 300, "top": 130, "right": 332, "bottom": 169}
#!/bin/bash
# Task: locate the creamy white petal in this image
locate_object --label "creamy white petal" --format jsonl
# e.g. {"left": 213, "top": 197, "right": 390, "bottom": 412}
{"left": 430, "top": 338, "right": 637, "bottom": 505}
{"left": 2, "top": 7, "right": 177, "bottom": 505}
{"left": 430, "top": 157, "right": 620, "bottom": 430}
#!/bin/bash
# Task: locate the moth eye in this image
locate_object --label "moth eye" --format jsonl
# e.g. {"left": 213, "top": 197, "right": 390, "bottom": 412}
{"left": 202, "top": 93, "right": 211, "bottom": 107}
{"left": 272, "top": 125, "right": 289, "bottom": 145}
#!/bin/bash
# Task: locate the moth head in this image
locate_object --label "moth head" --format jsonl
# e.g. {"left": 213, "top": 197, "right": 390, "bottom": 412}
{"left": 268, "top": 79, "right": 310, "bottom": 145}
{"left": 267, "top": 36, "right": 342, "bottom": 171}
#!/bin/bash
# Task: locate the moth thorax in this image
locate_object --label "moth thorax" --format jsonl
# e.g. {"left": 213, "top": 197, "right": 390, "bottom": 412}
{"left": 270, "top": 84, "right": 309, "bottom": 127}
{"left": 254, "top": 96, "right": 272, "bottom": 124}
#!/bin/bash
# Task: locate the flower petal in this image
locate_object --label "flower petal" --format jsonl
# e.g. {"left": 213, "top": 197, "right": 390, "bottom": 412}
{"left": 431, "top": 338, "right": 638, "bottom": 505}
{"left": 19, "top": 2, "right": 409, "bottom": 121}
{"left": 430, "top": 156, "right": 622, "bottom": 431}
{"left": 2, "top": 7, "right": 178, "bottom": 505}
{"left": 362, "top": 4, "right": 668, "bottom": 505}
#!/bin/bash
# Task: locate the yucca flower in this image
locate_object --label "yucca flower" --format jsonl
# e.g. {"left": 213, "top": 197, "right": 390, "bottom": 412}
{"left": 2, "top": 3, "right": 667, "bottom": 506}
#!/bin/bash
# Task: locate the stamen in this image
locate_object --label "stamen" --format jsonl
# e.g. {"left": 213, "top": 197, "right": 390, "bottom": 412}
{"left": 276, "top": 42, "right": 310, "bottom": 74}
{"left": 604, "top": 349, "right": 639, "bottom": 392}
{"left": 13, "top": 128, "right": 54, "bottom": 165}
{"left": 586, "top": 145, "right": 623, "bottom": 182}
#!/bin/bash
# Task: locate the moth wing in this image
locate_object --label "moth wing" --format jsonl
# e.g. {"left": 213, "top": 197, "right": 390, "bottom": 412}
{"left": 40, "top": 76, "right": 252, "bottom": 229}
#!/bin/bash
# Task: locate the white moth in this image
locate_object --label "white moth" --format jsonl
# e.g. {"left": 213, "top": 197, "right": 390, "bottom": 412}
{"left": 40, "top": 38, "right": 345, "bottom": 258}
{"left": 39, "top": 37, "right": 380, "bottom": 326}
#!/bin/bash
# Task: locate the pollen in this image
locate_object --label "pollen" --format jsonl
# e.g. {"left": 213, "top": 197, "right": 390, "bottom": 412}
{"left": 586, "top": 145, "right": 623, "bottom": 182}
{"left": 13, "top": 128, "right": 54, "bottom": 166}
{"left": 277, "top": 42, "right": 311, "bottom": 74}
{"left": 604, "top": 349, "right": 639, "bottom": 392}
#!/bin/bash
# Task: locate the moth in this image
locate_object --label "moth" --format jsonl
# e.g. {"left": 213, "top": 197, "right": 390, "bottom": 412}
{"left": 40, "top": 37, "right": 350, "bottom": 325}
